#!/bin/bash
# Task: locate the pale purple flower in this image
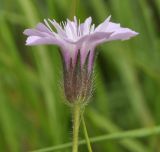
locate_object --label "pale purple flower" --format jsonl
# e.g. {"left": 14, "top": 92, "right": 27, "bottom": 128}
{"left": 23, "top": 16, "right": 138, "bottom": 103}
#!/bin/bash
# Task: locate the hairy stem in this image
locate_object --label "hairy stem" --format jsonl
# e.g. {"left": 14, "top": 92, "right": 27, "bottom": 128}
{"left": 72, "top": 104, "right": 81, "bottom": 152}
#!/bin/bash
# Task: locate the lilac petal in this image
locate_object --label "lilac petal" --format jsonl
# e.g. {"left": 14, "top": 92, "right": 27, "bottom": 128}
{"left": 62, "top": 34, "right": 88, "bottom": 45}
{"left": 23, "top": 22, "right": 57, "bottom": 38}
{"left": 61, "top": 31, "right": 112, "bottom": 67}
{"left": 88, "top": 48, "right": 95, "bottom": 73}
{"left": 60, "top": 43, "right": 79, "bottom": 70}
{"left": 48, "top": 19, "right": 66, "bottom": 37}
{"left": 82, "top": 17, "right": 92, "bottom": 35}
{"left": 79, "top": 32, "right": 112, "bottom": 65}
{"left": 65, "top": 21, "right": 76, "bottom": 40}
{"left": 36, "top": 23, "right": 52, "bottom": 34}
{"left": 88, "top": 32, "right": 112, "bottom": 43}
{"left": 66, "top": 19, "right": 78, "bottom": 39}
{"left": 108, "top": 28, "right": 138, "bottom": 41}
{"left": 62, "top": 31, "right": 112, "bottom": 47}
{"left": 95, "top": 16, "right": 111, "bottom": 32}
{"left": 23, "top": 29, "right": 51, "bottom": 37}
{"left": 105, "top": 22, "right": 139, "bottom": 41}
{"left": 87, "top": 30, "right": 138, "bottom": 45}
{"left": 24, "top": 21, "right": 65, "bottom": 46}
{"left": 26, "top": 36, "right": 63, "bottom": 46}
{"left": 24, "top": 23, "right": 53, "bottom": 36}
{"left": 60, "top": 48, "right": 70, "bottom": 69}
{"left": 106, "top": 22, "right": 120, "bottom": 32}
{"left": 23, "top": 29, "right": 41, "bottom": 36}
{"left": 79, "top": 23, "right": 84, "bottom": 36}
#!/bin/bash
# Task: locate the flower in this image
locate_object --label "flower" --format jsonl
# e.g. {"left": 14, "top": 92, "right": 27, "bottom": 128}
{"left": 23, "top": 16, "right": 138, "bottom": 104}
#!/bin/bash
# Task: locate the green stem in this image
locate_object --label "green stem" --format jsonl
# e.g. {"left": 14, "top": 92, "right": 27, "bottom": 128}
{"left": 82, "top": 115, "right": 93, "bottom": 152}
{"left": 72, "top": 104, "right": 81, "bottom": 152}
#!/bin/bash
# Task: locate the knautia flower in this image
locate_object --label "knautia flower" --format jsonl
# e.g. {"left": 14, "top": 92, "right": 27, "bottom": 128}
{"left": 23, "top": 16, "right": 138, "bottom": 104}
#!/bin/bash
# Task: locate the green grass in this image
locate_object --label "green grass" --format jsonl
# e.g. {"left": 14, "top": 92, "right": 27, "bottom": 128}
{"left": 0, "top": 0, "right": 160, "bottom": 151}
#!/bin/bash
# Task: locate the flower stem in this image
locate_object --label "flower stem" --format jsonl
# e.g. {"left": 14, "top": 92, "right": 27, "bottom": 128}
{"left": 72, "top": 104, "right": 81, "bottom": 152}
{"left": 82, "top": 115, "right": 93, "bottom": 152}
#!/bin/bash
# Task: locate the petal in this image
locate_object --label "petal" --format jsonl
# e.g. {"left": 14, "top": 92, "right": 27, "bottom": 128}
{"left": 79, "top": 23, "right": 84, "bottom": 36}
{"left": 25, "top": 36, "right": 63, "bottom": 46}
{"left": 23, "top": 22, "right": 57, "bottom": 38}
{"left": 24, "top": 23, "right": 53, "bottom": 36}
{"left": 60, "top": 43, "right": 79, "bottom": 70}
{"left": 88, "top": 32, "right": 112, "bottom": 43}
{"left": 82, "top": 17, "right": 92, "bottom": 35}
{"left": 48, "top": 19, "right": 66, "bottom": 37}
{"left": 108, "top": 28, "right": 138, "bottom": 41}
{"left": 106, "top": 22, "right": 139, "bottom": 41}
{"left": 24, "top": 21, "right": 66, "bottom": 47}
{"left": 23, "top": 29, "right": 51, "bottom": 37}
{"left": 64, "top": 20, "right": 76, "bottom": 40}
{"left": 62, "top": 31, "right": 112, "bottom": 47}
{"left": 80, "top": 32, "right": 112, "bottom": 64}
{"left": 95, "top": 16, "right": 111, "bottom": 32}
{"left": 106, "top": 22, "right": 120, "bottom": 32}
{"left": 65, "top": 19, "right": 78, "bottom": 39}
{"left": 36, "top": 23, "right": 52, "bottom": 34}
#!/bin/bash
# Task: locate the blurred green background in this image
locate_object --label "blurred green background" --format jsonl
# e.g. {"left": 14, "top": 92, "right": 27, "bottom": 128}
{"left": 0, "top": 0, "right": 160, "bottom": 151}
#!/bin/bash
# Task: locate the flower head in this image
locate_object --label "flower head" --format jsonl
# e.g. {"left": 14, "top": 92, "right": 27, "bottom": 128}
{"left": 23, "top": 16, "right": 138, "bottom": 104}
